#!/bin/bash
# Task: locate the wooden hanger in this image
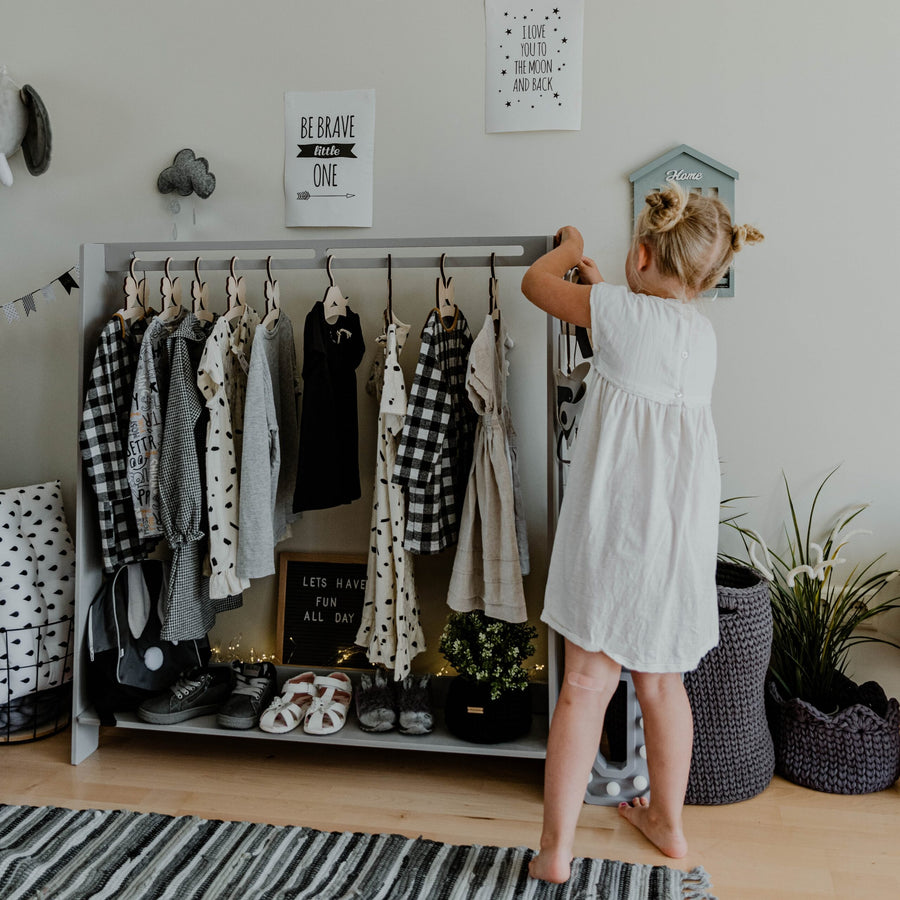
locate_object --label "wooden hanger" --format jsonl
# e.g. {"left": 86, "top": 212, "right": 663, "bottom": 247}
{"left": 435, "top": 252, "right": 457, "bottom": 329}
{"left": 117, "top": 256, "right": 149, "bottom": 326}
{"left": 261, "top": 255, "right": 281, "bottom": 330}
{"left": 489, "top": 252, "right": 500, "bottom": 338}
{"left": 191, "top": 257, "right": 214, "bottom": 323}
{"left": 157, "top": 257, "right": 182, "bottom": 322}
{"left": 224, "top": 256, "right": 247, "bottom": 322}
{"left": 322, "top": 255, "right": 349, "bottom": 324}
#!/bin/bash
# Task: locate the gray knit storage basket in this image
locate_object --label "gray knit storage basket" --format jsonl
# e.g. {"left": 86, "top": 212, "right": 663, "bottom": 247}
{"left": 767, "top": 680, "right": 900, "bottom": 794}
{"left": 684, "top": 561, "right": 774, "bottom": 804}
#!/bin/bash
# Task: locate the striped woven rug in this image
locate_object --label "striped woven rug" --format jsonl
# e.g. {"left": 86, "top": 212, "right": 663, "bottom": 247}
{"left": 0, "top": 804, "right": 715, "bottom": 900}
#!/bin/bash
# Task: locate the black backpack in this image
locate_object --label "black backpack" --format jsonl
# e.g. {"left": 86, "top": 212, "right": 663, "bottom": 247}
{"left": 86, "top": 559, "right": 210, "bottom": 724}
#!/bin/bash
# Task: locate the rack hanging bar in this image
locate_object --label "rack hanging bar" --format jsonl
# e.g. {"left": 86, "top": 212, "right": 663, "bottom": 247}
{"left": 102, "top": 236, "right": 551, "bottom": 274}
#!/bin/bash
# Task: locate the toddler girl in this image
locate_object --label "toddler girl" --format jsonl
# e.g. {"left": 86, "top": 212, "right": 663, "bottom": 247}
{"left": 522, "top": 181, "right": 763, "bottom": 882}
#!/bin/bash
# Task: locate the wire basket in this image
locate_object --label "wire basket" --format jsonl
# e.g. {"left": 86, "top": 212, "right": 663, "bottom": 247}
{"left": 1, "top": 616, "right": 74, "bottom": 744}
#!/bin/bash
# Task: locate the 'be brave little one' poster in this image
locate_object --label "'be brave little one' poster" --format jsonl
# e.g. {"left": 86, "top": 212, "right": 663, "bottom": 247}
{"left": 284, "top": 89, "right": 375, "bottom": 227}
{"left": 485, "top": 1, "right": 584, "bottom": 133}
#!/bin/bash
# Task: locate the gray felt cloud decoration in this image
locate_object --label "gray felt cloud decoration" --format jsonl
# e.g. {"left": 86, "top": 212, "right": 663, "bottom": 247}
{"left": 157, "top": 148, "right": 216, "bottom": 199}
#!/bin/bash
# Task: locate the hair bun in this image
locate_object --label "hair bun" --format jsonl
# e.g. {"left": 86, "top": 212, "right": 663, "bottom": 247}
{"left": 644, "top": 182, "right": 689, "bottom": 233}
{"left": 731, "top": 223, "right": 765, "bottom": 252}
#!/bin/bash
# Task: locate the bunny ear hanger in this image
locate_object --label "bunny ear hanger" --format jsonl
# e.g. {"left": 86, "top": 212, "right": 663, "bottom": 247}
{"left": 264, "top": 279, "right": 280, "bottom": 304}
{"left": 264, "top": 256, "right": 280, "bottom": 308}
{"left": 158, "top": 257, "right": 183, "bottom": 320}
{"left": 225, "top": 257, "right": 248, "bottom": 320}
{"left": 20, "top": 84, "right": 51, "bottom": 175}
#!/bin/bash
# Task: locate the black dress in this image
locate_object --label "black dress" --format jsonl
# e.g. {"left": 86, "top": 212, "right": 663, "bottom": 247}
{"left": 294, "top": 300, "right": 366, "bottom": 511}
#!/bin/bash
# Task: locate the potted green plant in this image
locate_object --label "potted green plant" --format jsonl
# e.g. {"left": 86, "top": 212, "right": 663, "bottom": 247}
{"left": 439, "top": 610, "right": 538, "bottom": 744}
{"left": 731, "top": 468, "right": 900, "bottom": 794}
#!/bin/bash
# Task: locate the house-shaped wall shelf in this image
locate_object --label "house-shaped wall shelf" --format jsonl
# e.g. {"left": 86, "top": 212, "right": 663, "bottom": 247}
{"left": 629, "top": 145, "right": 739, "bottom": 297}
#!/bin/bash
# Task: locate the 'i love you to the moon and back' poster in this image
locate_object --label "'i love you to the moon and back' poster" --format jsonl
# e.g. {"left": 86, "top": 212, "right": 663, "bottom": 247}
{"left": 485, "top": 1, "right": 584, "bottom": 133}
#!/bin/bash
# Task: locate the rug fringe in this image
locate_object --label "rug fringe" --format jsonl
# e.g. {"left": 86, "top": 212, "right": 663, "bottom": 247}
{"left": 682, "top": 865, "right": 717, "bottom": 900}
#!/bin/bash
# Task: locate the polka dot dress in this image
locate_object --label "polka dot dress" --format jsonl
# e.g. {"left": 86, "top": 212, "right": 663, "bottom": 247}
{"left": 356, "top": 323, "right": 425, "bottom": 678}
{"left": 197, "top": 306, "right": 259, "bottom": 600}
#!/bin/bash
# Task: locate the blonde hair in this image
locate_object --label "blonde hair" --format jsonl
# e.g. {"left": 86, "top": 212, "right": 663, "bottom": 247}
{"left": 634, "top": 180, "right": 764, "bottom": 296}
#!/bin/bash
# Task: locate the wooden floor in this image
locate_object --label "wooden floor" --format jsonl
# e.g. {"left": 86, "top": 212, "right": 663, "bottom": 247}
{"left": 2, "top": 726, "right": 898, "bottom": 899}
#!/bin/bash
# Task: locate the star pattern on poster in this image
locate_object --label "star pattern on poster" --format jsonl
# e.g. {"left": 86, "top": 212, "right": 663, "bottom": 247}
{"left": 494, "top": 6, "right": 569, "bottom": 113}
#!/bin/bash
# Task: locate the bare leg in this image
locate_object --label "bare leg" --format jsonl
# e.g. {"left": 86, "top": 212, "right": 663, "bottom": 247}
{"left": 618, "top": 671, "right": 691, "bottom": 858}
{"left": 529, "top": 641, "right": 622, "bottom": 883}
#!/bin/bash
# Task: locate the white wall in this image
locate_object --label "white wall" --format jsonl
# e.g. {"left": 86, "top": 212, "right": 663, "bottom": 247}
{"left": 2, "top": 1, "right": 899, "bottom": 667}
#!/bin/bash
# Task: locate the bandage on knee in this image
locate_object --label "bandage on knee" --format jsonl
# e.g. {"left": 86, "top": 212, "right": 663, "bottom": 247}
{"left": 566, "top": 672, "right": 608, "bottom": 692}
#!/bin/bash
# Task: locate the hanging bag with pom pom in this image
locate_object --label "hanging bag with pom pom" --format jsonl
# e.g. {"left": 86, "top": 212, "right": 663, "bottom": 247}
{"left": 86, "top": 559, "right": 209, "bottom": 724}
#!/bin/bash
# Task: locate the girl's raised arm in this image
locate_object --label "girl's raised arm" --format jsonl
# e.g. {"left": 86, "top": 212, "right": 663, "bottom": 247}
{"left": 521, "top": 227, "right": 598, "bottom": 327}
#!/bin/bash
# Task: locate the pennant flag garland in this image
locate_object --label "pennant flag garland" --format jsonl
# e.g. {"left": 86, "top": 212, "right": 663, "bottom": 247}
{"left": 58, "top": 271, "right": 78, "bottom": 295}
{"left": 1, "top": 266, "right": 79, "bottom": 327}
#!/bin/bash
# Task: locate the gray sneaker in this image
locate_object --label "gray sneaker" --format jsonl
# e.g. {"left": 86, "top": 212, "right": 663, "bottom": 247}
{"left": 137, "top": 666, "right": 236, "bottom": 725}
{"left": 217, "top": 661, "right": 278, "bottom": 729}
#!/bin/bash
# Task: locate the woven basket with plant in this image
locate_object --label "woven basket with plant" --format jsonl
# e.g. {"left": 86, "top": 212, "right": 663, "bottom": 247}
{"left": 731, "top": 468, "right": 900, "bottom": 793}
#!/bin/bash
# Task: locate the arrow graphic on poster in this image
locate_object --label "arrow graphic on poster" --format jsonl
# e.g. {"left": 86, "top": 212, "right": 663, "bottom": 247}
{"left": 296, "top": 191, "right": 357, "bottom": 200}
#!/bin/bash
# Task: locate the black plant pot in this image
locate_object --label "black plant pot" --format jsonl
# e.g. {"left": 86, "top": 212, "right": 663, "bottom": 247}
{"left": 444, "top": 676, "right": 532, "bottom": 744}
{"left": 766, "top": 679, "right": 900, "bottom": 794}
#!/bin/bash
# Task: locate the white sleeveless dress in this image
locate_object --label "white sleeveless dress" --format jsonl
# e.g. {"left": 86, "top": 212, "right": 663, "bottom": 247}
{"left": 542, "top": 283, "right": 720, "bottom": 673}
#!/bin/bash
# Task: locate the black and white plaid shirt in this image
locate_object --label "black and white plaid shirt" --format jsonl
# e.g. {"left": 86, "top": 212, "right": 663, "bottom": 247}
{"left": 392, "top": 307, "right": 477, "bottom": 554}
{"left": 79, "top": 315, "right": 156, "bottom": 573}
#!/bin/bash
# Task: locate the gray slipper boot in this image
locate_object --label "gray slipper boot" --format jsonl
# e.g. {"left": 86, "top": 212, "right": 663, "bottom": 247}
{"left": 355, "top": 668, "right": 397, "bottom": 732}
{"left": 397, "top": 674, "right": 433, "bottom": 735}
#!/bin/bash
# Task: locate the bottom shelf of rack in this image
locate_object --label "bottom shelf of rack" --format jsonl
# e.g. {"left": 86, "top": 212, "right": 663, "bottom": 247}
{"left": 74, "top": 707, "right": 549, "bottom": 759}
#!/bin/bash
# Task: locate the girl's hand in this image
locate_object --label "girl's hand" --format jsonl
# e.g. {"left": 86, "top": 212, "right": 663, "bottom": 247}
{"left": 576, "top": 255, "right": 603, "bottom": 285}
{"left": 521, "top": 229, "right": 592, "bottom": 327}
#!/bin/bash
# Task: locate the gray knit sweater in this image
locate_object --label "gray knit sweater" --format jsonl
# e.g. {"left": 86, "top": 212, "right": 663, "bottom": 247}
{"left": 236, "top": 312, "right": 301, "bottom": 579}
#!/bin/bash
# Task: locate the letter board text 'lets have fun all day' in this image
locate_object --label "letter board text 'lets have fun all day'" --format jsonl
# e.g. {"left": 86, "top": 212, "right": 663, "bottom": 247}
{"left": 276, "top": 553, "right": 371, "bottom": 669}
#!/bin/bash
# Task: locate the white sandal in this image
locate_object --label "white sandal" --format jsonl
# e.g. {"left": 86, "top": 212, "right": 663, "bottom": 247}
{"left": 303, "top": 673, "right": 353, "bottom": 735}
{"left": 259, "top": 672, "right": 317, "bottom": 733}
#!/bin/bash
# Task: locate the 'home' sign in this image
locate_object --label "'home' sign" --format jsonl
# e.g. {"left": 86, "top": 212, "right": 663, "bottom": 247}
{"left": 629, "top": 145, "right": 739, "bottom": 297}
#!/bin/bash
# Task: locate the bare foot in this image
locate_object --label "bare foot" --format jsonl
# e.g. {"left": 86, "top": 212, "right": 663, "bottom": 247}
{"left": 617, "top": 797, "right": 688, "bottom": 859}
{"left": 528, "top": 847, "right": 572, "bottom": 884}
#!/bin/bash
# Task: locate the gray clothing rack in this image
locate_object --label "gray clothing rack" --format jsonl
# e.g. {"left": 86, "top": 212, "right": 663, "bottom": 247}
{"left": 72, "top": 235, "right": 556, "bottom": 765}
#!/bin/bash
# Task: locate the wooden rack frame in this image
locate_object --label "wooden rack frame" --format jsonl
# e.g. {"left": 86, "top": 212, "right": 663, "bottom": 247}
{"left": 71, "top": 235, "right": 557, "bottom": 765}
